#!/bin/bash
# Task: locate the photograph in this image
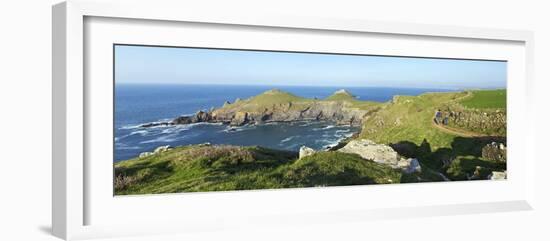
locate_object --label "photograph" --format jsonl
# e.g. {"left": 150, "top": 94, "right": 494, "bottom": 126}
{"left": 113, "top": 45, "right": 507, "bottom": 195}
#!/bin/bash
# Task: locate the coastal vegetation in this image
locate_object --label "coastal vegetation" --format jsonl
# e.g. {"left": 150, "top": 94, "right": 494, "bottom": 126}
{"left": 460, "top": 89, "right": 506, "bottom": 109}
{"left": 115, "top": 88, "right": 507, "bottom": 195}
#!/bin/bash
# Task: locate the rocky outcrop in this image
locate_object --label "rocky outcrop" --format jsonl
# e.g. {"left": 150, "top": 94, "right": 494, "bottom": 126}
{"left": 337, "top": 139, "right": 421, "bottom": 174}
{"left": 140, "top": 89, "right": 377, "bottom": 128}
{"left": 231, "top": 112, "right": 249, "bottom": 126}
{"left": 139, "top": 145, "right": 171, "bottom": 158}
{"left": 482, "top": 142, "right": 506, "bottom": 162}
{"left": 437, "top": 103, "right": 506, "bottom": 136}
{"left": 139, "top": 152, "right": 153, "bottom": 158}
{"left": 143, "top": 110, "right": 214, "bottom": 127}
{"left": 211, "top": 98, "right": 373, "bottom": 127}
{"left": 299, "top": 146, "right": 316, "bottom": 159}
{"left": 154, "top": 145, "right": 171, "bottom": 153}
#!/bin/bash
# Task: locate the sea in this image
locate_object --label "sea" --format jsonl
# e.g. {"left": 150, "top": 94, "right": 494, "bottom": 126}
{"left": 114, "top": 84, "right": 451, "bottom": 162}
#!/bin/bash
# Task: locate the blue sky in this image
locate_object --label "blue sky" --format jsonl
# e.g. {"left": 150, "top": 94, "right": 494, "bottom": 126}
{"left": 114, "top": 45, "right": 506, "bottom": 89}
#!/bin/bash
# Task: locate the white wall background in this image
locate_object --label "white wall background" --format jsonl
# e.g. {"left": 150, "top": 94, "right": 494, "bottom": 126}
{"left": 0, "top": 0, "right": 548, "bottom": 240}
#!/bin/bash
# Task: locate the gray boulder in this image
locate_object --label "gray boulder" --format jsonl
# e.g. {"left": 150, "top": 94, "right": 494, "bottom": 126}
{"left": 139, "top": 152, "right": 153, "bottom": 158}
{"left": 338, "top": 139, "right": 399, "bottom": 164}
{"left": 154, "top": 145, "right": 171, "bottom": 154}
{"left": 338, "top": 139, "right": 421, "bottom": 173}
{"left": 299, "top": 146, "right": 316, "bottom": 159}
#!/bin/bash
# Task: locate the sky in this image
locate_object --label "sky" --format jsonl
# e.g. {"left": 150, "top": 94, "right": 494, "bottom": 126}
{"left": 114, "top": 45, "right": 507, "bottom": 89}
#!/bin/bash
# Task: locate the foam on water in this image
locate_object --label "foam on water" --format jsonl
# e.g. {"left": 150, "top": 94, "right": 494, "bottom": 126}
{"left": 280, "top": 136, "right": 297, "bottom": 143}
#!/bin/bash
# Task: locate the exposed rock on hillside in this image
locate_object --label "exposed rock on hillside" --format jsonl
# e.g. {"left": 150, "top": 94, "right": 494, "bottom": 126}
{"left": 141, "top": 89, "right": 379, "bottom": 128}
{"left": 299, "top": 146, "right": 316, "bottom": 159}
{"left": 337, "top": 139, "right": 421, "bottom": 174}
{"left": 210, "top": 89, "right": 374, "bottom": 126}
{"left": 437, "top": 103, "right": 506, "bottom": 136}
{"left": 481, "top": 142, "right": 506, "bottom": 162}
{"left": 154, "top": 145, "right": 171, "bottom": 153}
{"left": 138, "top": 145, "right": 171, "bottom": 159}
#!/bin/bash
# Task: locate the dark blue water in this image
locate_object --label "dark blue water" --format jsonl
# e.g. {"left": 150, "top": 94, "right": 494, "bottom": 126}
{"left": 114, "top": 84, "right": 451, "bottom": 162}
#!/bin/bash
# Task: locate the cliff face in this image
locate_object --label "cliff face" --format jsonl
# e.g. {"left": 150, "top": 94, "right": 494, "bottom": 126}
{"left": 146, "top": 89, "right": 381, "bottom": 127}
{"left": 211, "top": 98, "right": 376, "bottom": 126}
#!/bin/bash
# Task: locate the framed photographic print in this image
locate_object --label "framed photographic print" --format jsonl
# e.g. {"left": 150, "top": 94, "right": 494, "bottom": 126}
{"left": 52, "top": 0, "right": 535, "bottom": 240}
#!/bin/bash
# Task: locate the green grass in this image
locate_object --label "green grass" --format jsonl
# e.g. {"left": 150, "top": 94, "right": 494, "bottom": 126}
{"left": 247, "top": 89, "right": 309, "bottom": 105}
{"left": 114, "top": 145, "right": 404, "bottom": 195}
{"left": 460, "top": 89, "right": 506, "bottom": 109}
{"left": 358, "top": 91, "right": 507, "bottom": 177}
{"left": 359, "top": 92, "right": 467, "bottom": 149}
{"left": 115, "top": 89, "right": 508, "bottom": 195}
{"left": 283, "top": 152, "right": 402, "bottom": 186}
{"left": 217, "top": 88, "right": 381, "bottom": 114}
{"left": 325, "top": 90, "right": 356, "bottom": 101}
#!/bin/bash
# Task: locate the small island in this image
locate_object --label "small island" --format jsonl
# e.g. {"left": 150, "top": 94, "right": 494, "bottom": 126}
{"left": 114, "top": 88, "right": 507, "bottom": 195}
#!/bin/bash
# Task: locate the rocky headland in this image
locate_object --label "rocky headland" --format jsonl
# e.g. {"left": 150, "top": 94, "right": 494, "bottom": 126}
{"left": 141, "top": 89, "right": 381, "bottom": 128}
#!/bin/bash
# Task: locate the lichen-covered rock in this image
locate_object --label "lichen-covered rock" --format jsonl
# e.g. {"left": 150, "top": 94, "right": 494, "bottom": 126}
{"left": 437, "top": 103, "right": 506, "bottom": 136}
{"left": 299, "top": 146, "right": 316, "bottom": 159}
{"left": 338, "top": 139, "right": 421, "bottom": 173}
{"left": 338, "top": 139, "right": 399, "bottom": 164}
{"left": 482, "top": 142, "right": 506, "bottom": 162}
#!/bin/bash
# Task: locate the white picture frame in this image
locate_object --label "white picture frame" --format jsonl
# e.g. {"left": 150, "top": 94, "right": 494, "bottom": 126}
{"left": 52, "top": 0, "right": 535, "bottom": 240}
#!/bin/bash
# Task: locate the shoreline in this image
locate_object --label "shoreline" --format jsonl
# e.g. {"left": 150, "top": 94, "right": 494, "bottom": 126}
{"left": 117, "top": 119, "right": 362, "bottom": 162}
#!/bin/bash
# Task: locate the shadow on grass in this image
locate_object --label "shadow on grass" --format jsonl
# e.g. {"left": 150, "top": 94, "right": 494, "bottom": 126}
{"left": 280, "top": 162, "right": 377, "bottom": 187}
{"left": 390, "top": 136, "right": 506, "bottom": 181}
{"left": 114, "top": 160, "right": 174, "bottom": 182}
{"left": 204, "top": 146, "right": 298, "bottom": 174}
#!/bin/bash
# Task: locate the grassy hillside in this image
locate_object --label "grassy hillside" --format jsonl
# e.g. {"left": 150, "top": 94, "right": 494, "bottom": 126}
{"left": 115, "top": 89, "right": 507, "bottom": 194}
{"left": 221, "top": 89, "right": 311, "bottom": 112}
{"left": 359, "top": 92, "right": 467, "bottom": 149}
{"left": 325, "top": 89, "right": 356, "bottom": 101}
{"left": 114, "top": 144, "right": 405, "bottom": 195}
{"left": 460, "top": 89, "right": 506, "bottom": 109}
{"left": 218, "top": 88, "right": 381, "bottom": 113}
{"left": 358, "top": 90, "right": 507, "bottom": 176}
{"left": 247, "top": 89, "right": 309, "bottom": 105}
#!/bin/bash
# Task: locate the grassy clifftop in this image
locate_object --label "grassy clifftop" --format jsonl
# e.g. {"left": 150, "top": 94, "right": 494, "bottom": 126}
{"left": 114, "top": 144, "right": 404, "bottom": 195}
{"left": 217, "top": 88, "right": 381, "bottom": 112}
